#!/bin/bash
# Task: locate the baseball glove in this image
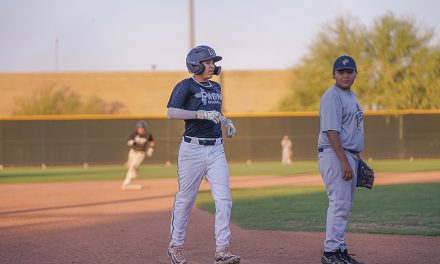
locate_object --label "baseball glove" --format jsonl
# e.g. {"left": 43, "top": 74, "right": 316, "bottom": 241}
{"left": 356, "top": 159, "right": 374, "bottom": 189}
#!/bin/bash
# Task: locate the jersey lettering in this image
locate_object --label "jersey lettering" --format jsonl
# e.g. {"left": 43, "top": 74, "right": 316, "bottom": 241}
{"left": 195, "top": 88, "right": 222, "bottom": 105}
{"left": 355, "top": 103, "right": 363, "bottom": 132}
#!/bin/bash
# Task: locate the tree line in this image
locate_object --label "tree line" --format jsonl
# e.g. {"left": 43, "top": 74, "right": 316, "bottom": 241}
{"left": 12, "top": 13, "right": 439, "bottom": 115}
{"left": 13, "top": 84, "right": 126, "bottom": 115}
{"left": 280, "top": 12, "right": 440, "bottom": 111}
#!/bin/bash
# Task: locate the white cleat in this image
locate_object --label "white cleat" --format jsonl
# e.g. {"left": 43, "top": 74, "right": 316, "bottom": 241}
{"left": 214, "top": 246, "right": 240, "bottom": 264}
{"left": 167, "top": 245, "right": 188, "bottom": 264}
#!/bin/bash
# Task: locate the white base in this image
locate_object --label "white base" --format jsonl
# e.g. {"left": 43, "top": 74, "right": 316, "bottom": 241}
{"left": 121, "top": 184, "right": 143, "bottom": 190}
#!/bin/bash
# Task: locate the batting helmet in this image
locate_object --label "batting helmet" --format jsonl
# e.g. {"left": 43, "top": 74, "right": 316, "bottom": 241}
{"left": 136, "top": 120, "right": 147, "bottom": 129}
{"left": 186, "top": 45, "right": 222, "bottom": 75}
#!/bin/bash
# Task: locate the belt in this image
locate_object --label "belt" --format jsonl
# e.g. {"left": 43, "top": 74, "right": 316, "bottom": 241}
{"left": 132, "top": 148, "right": 145, "bottom": 153}
{"left": 183, "top": 136, "right": 223, "bottom": 146}
{"left": 318, "top": 147, "right": 358, "bottom": 155}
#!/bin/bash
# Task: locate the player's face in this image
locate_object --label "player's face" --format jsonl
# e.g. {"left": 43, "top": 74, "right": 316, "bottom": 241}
{"left": 334, "top": 69, "right": 356, "bottom": 89}
{"left": 199, "top": 59, "right": 215, "bottom": 80}
{"left": 137, "top": 127, "right": 145, "bottom": 135}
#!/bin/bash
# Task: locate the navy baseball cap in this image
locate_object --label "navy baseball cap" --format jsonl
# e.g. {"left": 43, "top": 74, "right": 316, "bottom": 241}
{"left": 333, "top": 55, "right": 357, "bottom": 73}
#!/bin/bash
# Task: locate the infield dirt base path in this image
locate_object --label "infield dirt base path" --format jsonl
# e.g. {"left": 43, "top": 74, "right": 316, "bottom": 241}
{"left": 1, "top": 172, "right": 439, "bottom": 264}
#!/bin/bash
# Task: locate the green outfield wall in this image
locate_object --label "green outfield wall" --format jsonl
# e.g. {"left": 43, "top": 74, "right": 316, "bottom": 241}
{"left": 0, "top": 111, "right": 439, "bottom": 166}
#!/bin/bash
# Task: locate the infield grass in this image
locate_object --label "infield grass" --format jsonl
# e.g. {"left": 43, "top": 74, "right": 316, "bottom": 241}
{"left": 0, "top": 159, "right": 439, "bottom": 184}
{"left": 197, "top": 183, "right": 440, "bottom": 236}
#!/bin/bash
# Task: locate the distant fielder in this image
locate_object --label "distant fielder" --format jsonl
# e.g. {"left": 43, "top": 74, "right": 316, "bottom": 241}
{"left": 281, "top": 135, "right": 293, "bottom": 165}
{"left": 166, "top": 45, "right": 239, "bottom": 264}
{"left": 121, "top": 120, "right": 155, "bottom": 190}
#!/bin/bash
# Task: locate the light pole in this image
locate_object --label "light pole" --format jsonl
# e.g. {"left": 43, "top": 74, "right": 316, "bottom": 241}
{"left": 188, "top": 0, "right": 195, "bottom": 49}
{"left": 55, "top": 38, "right": 59, "bottom": 72}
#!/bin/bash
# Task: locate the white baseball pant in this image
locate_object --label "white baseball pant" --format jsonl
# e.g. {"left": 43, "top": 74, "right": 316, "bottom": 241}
{"left": 318, "top": 147, "right": 358, "bottom": 252}
{"left": 123, "top": 149, "right": 145, "bottom": 186}
{"left": 170, "top": 136, "right": 232, "bottom": 251}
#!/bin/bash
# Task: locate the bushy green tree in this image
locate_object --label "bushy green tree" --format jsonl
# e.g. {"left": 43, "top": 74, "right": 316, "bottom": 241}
{"left": 13, "top": 84, "right": 126, "bottom": 115}
{"left": 280, "top": 13, "right": 440, "bottom": 111}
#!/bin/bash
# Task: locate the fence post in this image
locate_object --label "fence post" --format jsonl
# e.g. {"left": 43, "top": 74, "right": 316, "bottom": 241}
{"left": 398, "top": 114, "right": 405, "bottom": 159}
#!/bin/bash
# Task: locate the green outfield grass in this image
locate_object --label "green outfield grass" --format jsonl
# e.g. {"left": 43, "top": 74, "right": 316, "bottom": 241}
{"left": 197, "top": 183, "right": 440, "bottom": 236}
{"left": 0, "top": 159, "right": 439, "bottom": 184}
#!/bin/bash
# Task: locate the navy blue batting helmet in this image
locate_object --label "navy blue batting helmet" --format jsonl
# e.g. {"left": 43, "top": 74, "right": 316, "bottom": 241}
{"left": 136, "top": 120, "right": 147, "bottom": 129}
{"left": 186, "top": 45, "right": 222, "bottom": 75}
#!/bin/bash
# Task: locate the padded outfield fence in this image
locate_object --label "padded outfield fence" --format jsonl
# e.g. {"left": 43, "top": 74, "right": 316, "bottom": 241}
{"left": 0, "top": 110, "right": 439, "bottom": 166}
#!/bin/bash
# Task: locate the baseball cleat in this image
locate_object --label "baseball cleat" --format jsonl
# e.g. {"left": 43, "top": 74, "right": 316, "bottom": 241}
{"left": 167, "top": 245, "right": 188, "bottom": 264}
{"left": 321, "top": 250, "right": 345, "bottom": 264}
{"left": 214, "top": 246, "right": 240, "bottom": 264}
{"left": 340, "top": 250, "right": 364, "bottom": 264}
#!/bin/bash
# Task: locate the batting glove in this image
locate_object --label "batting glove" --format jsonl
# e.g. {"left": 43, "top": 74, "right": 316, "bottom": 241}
{"left": 222, "top": 118, "right": 236, "bottom": 138}
{"left": 146, "top": 147, "right": 154, "bottom": 157}
{"left": 195, "top": 110, "right": 222, "bottom": 124}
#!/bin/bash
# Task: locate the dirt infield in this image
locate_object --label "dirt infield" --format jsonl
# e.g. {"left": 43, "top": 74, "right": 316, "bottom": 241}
{"left": 1, "top": 172, "right": 439, "bottom": 264}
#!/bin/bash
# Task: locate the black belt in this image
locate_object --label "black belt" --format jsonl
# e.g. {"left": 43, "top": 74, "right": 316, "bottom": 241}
{"left": 184, "top": 136, "right": 222, "bottom": 146}
{"left": 318, "top": 148, "right": 358, "bottom": 155}
{"left": 132, "top": 149, "right": 145, "bottom": 153}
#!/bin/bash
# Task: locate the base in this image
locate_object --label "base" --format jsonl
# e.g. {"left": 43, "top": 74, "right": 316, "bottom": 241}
{"left": 121, "top": 184, "right": 143, "bottom": 190}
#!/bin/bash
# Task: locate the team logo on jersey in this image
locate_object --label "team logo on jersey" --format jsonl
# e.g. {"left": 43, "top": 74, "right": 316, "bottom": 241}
{"left": 195, "top": 88, "right": 222, "bottom": 105}
{"left": 355, "top": 104, "right": 364, "bottom": 131}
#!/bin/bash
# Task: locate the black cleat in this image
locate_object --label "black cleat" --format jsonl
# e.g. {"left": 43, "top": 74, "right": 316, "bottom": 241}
{"left": 340, "top": 250, "right": 364, "bottom": 264}
{"left": 321, "top": 250, "right": 345, "bottom": 264}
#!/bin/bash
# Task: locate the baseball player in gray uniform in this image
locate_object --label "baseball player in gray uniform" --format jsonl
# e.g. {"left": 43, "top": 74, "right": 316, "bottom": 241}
{"left": 121, "top": 120, "right": 155, "bottom": 189}
{"left": 166, "top": 45, "right": 239, "bottom": 264}
{"left": 318, "top": 55, "right": 364, "bottom": 264}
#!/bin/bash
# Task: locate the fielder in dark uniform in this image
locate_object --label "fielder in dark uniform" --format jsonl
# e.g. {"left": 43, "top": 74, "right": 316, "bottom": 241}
{"left": 122, "top": 120, "right": 155, "bottom": 189}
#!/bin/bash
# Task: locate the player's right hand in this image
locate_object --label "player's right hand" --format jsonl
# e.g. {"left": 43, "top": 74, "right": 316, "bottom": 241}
{"left": 341, "top": 160, "right": 354, "bottom": 181}
{"left": 195, "top": 110, "right": 222, "bottom": 124}
{"left": 127, "top": 139, "right": 135, "bottom": 146}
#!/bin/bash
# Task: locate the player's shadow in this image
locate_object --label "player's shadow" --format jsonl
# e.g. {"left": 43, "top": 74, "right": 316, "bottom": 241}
{"left": 0, "top": 193, "right": 174, "bottom": 216}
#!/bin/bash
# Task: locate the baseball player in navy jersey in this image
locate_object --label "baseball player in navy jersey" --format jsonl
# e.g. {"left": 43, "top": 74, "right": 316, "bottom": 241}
{"left": 121, "top": 120, "right": 155, "bottom": 190}
{"left": 318, "top": 55, "right": 364, "bottom": 264}
{"left": 166, "top": 45, "right": 239, "bottom": 264}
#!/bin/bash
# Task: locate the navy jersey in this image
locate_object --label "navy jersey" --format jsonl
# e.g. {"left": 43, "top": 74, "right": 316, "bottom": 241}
{"left": 167, "top": 78, "right": 222, "bottom": 138}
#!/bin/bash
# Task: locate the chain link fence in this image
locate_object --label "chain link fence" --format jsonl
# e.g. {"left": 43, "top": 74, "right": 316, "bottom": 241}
{"left": 0, "top": 113, "right": 439, "bottom": 166}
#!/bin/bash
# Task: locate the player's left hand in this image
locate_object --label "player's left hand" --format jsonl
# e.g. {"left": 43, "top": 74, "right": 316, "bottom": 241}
{"left": 357, "top": 159, "right": 374, "bottom": 188}
{"left": 222, "top": 119, "right": 236, "bottom": 138}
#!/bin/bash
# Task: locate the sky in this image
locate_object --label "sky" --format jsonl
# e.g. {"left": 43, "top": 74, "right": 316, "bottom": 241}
{"left": 1, "top": 0, "right": 439, "bottom": 72}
